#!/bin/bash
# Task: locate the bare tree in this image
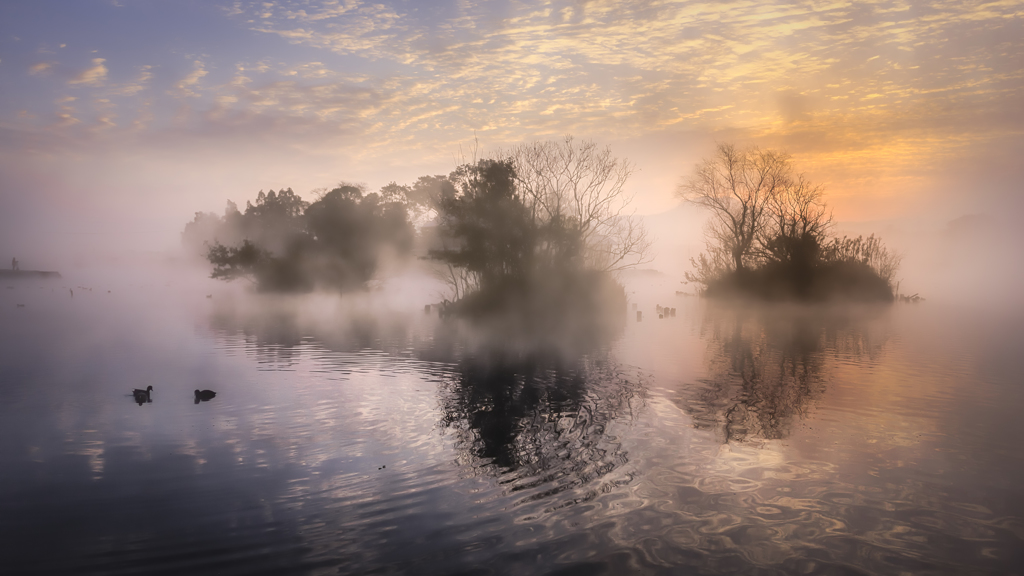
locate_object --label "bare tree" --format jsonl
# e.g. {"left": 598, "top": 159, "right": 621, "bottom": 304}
{"left": 436, "top": 262, "right": 479, "bottom": 303}
{"left": 760, "top": 174, "right": 832, "bottom": 264}
{"left": 680, "top": 143, "right": 901, "bottom": 297}
{"left": 678, "top": 143, "right": 790, "bottom": 273}
{"left": 505, "top": 136, "right": 652, "bottom": 272}
{"left": 684, "top": 244, "right": 732, "bottom": 290}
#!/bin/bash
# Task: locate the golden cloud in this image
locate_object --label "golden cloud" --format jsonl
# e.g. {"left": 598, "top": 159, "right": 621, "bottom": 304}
{"left": 69, "top": 58, "right": 108, "bottom": 86}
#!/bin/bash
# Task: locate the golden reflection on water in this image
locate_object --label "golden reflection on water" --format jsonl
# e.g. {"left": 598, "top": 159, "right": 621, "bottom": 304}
{"left": 662, "top": 303, "right": 892, "bottom": 444}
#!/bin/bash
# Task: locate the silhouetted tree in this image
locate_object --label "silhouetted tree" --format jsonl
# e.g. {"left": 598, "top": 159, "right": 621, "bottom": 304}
{"left": 241, "top": 188, "right": 308, "bottom": 254}
{"left": 378, "top": 176, "right": 455, "bottom": 224}
{"left": 679, "top": 144, "right": 790, "bottom": 273}
{"left": 304, "top": 185, "right": 414, "bottom": 290}
{"left": 190, "top": 183, "right": 414, "bottom": 292}
{"left": 378, "top": 182, "right": 410, "bottom": 204}
{"left": 761, "top": 174, "right": 832, "bottom": 268}
{"left": 207, "top": 239, "right": 270, "bottom": 284}
{"left": 432, "top": 160, "right": 537, "bottom": 296}
{"left": 506, "top": 136, "right": 651, "bottom": 271}
{"left": 410, "top": 174, "right": 456, "bottom": 211}
{"left": 430, "top": 158, "right": 627, "bottom": 345}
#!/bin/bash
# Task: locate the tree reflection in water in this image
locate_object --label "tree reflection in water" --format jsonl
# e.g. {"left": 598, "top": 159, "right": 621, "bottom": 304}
{"left": 205, "top": 296, "right": 648, "bottom": 505}
{"left": 682, "top": 303, "right": 890, "bottom": 443}
{"left": 437, "top": 351, "right": 647, "bottom": 505}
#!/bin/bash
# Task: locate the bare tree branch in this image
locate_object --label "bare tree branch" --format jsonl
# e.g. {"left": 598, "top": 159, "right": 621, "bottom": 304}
{"left": 678, "top": 143, "right": 792, "bottom": 273}
{"left": 505, "top": 135, "right": 652, "bottom": 272}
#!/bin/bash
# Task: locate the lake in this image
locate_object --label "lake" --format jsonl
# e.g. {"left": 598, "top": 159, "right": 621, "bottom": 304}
{"left": 2, "top": 265, "right": 1022, "bottom": 575}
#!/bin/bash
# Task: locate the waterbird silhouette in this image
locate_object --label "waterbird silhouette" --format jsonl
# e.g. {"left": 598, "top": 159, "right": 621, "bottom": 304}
{"left": 194, "top": 389, "right": 216, "bottom": 404}
{"left": 132, "top": 386, "right": 153, "bottom": 405}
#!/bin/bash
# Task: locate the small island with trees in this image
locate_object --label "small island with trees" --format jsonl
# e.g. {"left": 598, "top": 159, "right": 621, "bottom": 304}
{"left": 182, "top": 137, "right": 651, "bottom": 346}
{"left": 182, "top": 139, "right": 902, "bottom": 340}
{"left": 680, "top": 143, "right": 900, "bottom": 302}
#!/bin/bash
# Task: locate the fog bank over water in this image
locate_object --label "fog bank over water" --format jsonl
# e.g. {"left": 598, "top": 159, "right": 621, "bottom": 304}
{"left": 3, "top": 205, "right": 1019, "bottom": 315}
{"left": 633, "top": 206, "right": 1023, "bottom": 311}
{"left": 4, "top": 131, "right": 1024, "bottom": 314}
{"left": 831, "top": 212, "right": 1024, "bottom": 308}
{"left": 3, "top": 131, "right": 1023, "bottom": 318}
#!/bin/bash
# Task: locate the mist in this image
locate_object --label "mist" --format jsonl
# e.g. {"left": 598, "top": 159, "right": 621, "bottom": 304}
{"left": 7, "top": 128, "right": 1022, "bottom": 313}
{"left": 4, "top": 1, "right": 1024, "bottom": 574}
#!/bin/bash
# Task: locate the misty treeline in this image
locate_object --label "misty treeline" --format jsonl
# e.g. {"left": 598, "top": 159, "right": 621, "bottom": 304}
{"left": 680, "top": 143, "right": 901, "bottom": 301}
{"left": 183, "top": 136, "right": 651, "bottom": 335}
{"left": 183, "top": 185, "right": 417, "bottom": 291}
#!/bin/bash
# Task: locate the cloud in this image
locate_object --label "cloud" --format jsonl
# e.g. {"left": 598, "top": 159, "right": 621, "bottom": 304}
{"left": 248, "top": 0, "right": 405, "bottom": 57}
{"left": 68, "top": 58, "right": 108, "bottom": 86}
{"left": 12, "top": 0, "right": 1024, "bottom": 207}
{"left": 115, "top": 65, "right": 154, "bottom": 96}
{"left": 54, "top": 109, "right": 80, "bottom": 128}
{"left": 177, "top": 0, "right": 1020, "bottom": 216}
{"left": 29, "top": 62, "right": 55, "bottom": 75}
{"left": 174, "top": 60, "right": 208, "bottom": 97}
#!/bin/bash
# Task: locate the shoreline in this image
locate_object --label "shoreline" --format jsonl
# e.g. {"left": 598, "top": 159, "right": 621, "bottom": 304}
{"left": 0, "top": 270, "right": 62, "bottom": 279}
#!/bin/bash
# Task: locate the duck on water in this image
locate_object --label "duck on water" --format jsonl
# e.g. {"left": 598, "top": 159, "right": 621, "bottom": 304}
{"left": 195, "top": 389, "right": 216, "bottom": 404}
{"left": 132, "top": 386, "right": 153, "bottom": 405}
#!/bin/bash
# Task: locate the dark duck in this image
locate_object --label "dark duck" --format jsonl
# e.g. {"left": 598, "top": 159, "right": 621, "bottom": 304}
{"left": 194, "top": 389, "right": 217, "bottom": 404}
{"left": 132, "top": 386, "right": 153, "bottom": 405}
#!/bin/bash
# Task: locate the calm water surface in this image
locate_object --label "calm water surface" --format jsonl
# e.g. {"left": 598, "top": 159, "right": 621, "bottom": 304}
{"left": 1, "top": 267, "right": 1022, "bottom": 575}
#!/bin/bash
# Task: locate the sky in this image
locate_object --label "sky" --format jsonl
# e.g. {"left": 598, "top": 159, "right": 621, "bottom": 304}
{"left": 1, "top": 0, "right": 1022, "bottom": 268}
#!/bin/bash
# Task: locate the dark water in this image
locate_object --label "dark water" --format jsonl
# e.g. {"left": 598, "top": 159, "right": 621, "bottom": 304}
{"left": 2, "top": 269, "right": 1023, "bottom": 575}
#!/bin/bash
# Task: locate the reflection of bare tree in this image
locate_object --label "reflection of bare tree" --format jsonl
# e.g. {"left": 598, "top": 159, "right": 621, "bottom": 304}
{"left": 437, "top": 352, "right": 646, "bottom": 504}
{"left": 681, "top": 305, "right": 890, "bottom": 443}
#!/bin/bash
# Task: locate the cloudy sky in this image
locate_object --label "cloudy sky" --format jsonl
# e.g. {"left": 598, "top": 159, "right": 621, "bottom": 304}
{"left": 1, "top": 0, "right": 1022, "bottom": 261}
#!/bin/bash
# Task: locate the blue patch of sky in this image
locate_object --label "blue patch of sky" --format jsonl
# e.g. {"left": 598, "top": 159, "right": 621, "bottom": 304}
{"left": 0, "top": 0, "right": 417, "bottom": 126}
